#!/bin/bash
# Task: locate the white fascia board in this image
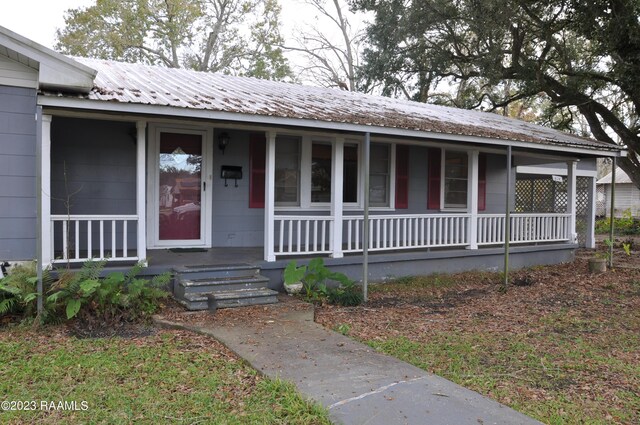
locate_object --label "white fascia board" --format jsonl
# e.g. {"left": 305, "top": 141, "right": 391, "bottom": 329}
{"left": 38, "top": 95, "right": 624, "bottom": 157}
{"left": 0, "top": 26, "right": 96, "bottom": 92}
{"left": 516, "top": 165, "right": 598, "bottom": 177}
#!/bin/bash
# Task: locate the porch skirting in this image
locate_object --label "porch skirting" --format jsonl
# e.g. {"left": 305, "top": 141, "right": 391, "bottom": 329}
{"left": 259, "top": 243, "right": 577, "bottom": 288}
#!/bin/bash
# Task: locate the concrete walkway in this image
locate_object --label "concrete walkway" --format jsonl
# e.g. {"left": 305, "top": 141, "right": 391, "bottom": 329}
{"left": 155, "top": 300, "right": 541, "bottom": 425}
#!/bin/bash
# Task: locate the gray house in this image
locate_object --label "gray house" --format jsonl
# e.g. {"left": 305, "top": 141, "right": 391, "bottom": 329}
{"left": 0, "top": 26, "right": 623, "bottom": 289}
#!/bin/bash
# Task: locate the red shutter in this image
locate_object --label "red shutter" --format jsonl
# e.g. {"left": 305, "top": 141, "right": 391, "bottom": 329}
{"left": 478, "top": 153, "right": 487, "bottom": 211}
{"left": 427, "top": 148, "right": 441, "bottom": 209}
{"left": 395, "top": 145, "right": 409, "bottom": 209}
{"left": 249, "top": 134, "right": 266, "bottom": 208}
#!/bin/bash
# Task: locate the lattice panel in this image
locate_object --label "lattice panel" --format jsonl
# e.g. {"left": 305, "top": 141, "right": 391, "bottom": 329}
{"left": 515, "top": 177, "right": 567, "bottom": 213}
{"left": 575, "top": 177, "right": 590, "bottom": 246}
{"left": 596, "top": 185, "right": 607, "bottom": 216}
{"left": 515, "top": 176, "right": 591, "bottom": 247}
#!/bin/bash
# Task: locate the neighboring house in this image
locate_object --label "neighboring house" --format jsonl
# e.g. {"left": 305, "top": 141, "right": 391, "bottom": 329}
{"left": 596, "top": 168, "right": 640, "bottom": 217}
{"left": 0, "top": 26, "right": 624, "bottom": 285}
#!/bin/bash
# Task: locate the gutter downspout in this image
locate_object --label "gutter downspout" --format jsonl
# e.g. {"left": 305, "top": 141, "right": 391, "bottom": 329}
{"left": 362, "top": 132, "right": 370, "bottom": 303}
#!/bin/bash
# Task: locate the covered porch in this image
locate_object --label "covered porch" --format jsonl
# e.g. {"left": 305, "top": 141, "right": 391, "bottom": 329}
{"left": 38, "top": 114, "right": 591, "bottom": 271}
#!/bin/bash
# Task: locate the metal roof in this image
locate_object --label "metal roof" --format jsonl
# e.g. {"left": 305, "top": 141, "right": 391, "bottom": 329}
{"left": 42, "top": 57, "right": 621, "bottom": 153}
{"left": 597, "top": 168, "right": 632, "bottom": 184}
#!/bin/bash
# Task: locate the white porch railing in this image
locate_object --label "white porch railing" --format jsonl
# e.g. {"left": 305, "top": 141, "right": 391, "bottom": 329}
{"left": 272, "top": 212, "right": 571, "bottom": 257}
{"left": 478, "top": 213, "right": 571, "bottom": 245}
{"left": 274, "top": 215, "right": 334, "bottom": 256}
{"left": 50, "top": 215, "right": 140, "bottom": 264}
{"left": 343, "top": 214, "right": 470, "bottom": 253}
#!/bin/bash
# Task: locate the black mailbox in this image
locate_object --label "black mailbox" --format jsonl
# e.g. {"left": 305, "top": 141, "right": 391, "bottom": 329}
{"left": 221, "top": 165, "right": 242, "bottom": 187}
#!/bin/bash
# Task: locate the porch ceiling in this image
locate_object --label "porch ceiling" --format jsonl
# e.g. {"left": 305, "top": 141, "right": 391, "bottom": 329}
{"left": 39, "top": 57, "right": 622, "bottom": 156}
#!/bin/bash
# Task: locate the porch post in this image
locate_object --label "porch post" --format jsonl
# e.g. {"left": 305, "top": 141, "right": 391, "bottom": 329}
{"left": 467, "top": 150, "right": 479, "bottom": 249}
{"left": 567, "top": 160, "right": 577, "bottom": 243}
{"left": 40, "top": 114, "right": 52, "bottom": 268}
{"left": 264, "top": 132, "right": 276, "bottom": 262}
{"left": 585, "top": 176, "right": 597, "bottom": 249}
{"left": 331, "top": 137, "right": 344, "bottom": 258}
{"left": 136, "top": 121, "right": 147, "bottom": 265}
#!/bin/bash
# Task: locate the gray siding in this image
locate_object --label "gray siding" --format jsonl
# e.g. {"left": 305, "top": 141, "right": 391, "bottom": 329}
{"left": 211, "top": 129, "right": 264, "bottom": 247}
{"left": 0, "top": 85, "right": 37, "bottom": 260}
{"left": 0, "top": 55, "right": 37, "bottom": 89}
{"left": 484, "top": 153, "right": 511, "bottom": 213}
{"left": 406, "top": 145, "right": 429, "bottom": 213}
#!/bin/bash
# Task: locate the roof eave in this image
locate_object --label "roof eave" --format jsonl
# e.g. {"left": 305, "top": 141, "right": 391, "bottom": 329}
{"left": 0, "top": 25, "right": 97, "bottom": 93}
{"left": 38, "top": 95, "right": 625, "bottom": 157}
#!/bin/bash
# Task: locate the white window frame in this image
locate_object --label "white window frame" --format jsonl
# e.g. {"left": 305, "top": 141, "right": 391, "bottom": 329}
{"left": 440, "top": 148, "right": 469, "bottom": 211}
{"left": 274, "top": 134, "right": 302, "bottom": 207}
{"left": 274, "top": 135, "right": 396, "bottom": 211}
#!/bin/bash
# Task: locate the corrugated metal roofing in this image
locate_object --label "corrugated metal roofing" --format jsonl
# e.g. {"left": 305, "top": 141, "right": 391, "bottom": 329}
{"left": 43, "top": 57, "right": 620, "bottom": 152}
{"left": 597, "top": 168, "right": 632, "bottom": 184}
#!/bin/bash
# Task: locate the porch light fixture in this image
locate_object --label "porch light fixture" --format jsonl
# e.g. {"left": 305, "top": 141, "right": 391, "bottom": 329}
{"left": 218, "top": 132, "right": 230, "bottom": 154}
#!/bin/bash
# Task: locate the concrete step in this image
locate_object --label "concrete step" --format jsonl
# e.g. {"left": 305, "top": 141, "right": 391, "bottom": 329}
{"left": 172, "top": 263, "right": 278, "bottom": 311}
{"left": 209, "top": 288, "right": 279, "bottom": 309}
{"left": 173, "top": 263, "right": 260, "bottom": 281}
{"left": 174, "top": 275, "right": 270, "bottom": 298}
{"left": 178, "top": 288, "right": 278, "bottom": 311}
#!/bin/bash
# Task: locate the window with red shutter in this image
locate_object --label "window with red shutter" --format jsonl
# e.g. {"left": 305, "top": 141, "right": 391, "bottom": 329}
{"left": 249, "top": 134, "right": 266, "bottom": 208}
{"left": 395, "top": 145, "right": 409, "bottom": 209}
{"left": 427, "top": 148, "right": 441, "bottom": 209}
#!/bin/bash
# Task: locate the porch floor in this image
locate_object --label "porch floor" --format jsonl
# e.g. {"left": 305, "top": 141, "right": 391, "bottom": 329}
{"left": 147, "top": 247, "right": 264, "bottom": 268}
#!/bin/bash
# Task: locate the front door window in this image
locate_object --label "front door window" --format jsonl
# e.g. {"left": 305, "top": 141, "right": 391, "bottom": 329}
{"left": 158, "top": 132, "right": 203, "bottom": 240}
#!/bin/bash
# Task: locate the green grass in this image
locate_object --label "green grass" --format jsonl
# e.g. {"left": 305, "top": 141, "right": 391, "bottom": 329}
{"left": 0, "top": 327, "right": 330, "bottom": 424}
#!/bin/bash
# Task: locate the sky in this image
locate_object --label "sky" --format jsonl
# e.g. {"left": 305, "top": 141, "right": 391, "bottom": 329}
{"left": 0, "top": 0, "right": 363, "bottom": 50}
{"left": 0, "top": 0, "right": 95, "bottom": 48}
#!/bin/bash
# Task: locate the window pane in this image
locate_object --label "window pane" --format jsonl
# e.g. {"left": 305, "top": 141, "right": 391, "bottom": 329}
{"left": 343, "top": 144, "right": 358, "bottom": 203}
{"left": 444, "top": 151, "right": 468, "bottom": 208}
{"left": 312, "top": 143, "right": 332, "bottom": 203}
{"left": 275, "top": 136, "right": 300, "bottom": 205}
{"left": 370, "top": 143, "right": 390, "bottom": 206}
{"left": 159, "top": 133, "right": 202, "bottom": 240}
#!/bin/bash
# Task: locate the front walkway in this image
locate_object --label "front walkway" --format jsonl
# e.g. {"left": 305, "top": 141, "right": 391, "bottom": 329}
{"left": 154, "top": 299, "right": 541, "bottom": 425}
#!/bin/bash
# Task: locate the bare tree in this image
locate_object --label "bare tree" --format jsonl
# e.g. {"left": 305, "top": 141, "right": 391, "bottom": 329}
{"left": 283, "top": 0, "right": 364, "bottom": 91}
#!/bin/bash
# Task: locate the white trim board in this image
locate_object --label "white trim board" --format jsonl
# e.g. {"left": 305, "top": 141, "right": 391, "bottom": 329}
{"left": 38, "top": 96, "right": 625, "bottom": 158}
{"left": 516, "top": 165, "right": 597, "bottom": 177}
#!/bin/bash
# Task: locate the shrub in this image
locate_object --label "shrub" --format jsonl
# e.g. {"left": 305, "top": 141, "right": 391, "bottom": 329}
{"left": 283, "top": 259, "right": 362, "bottom": 306}
{"left": 0, "top": 263, "right": 55, "bottom": 321}
{"left": 595, "top": 209, "right": 640, "bottom": 235}
{"left": 0, "top": 260, "right": 170, "bottom": 324}
{"left": 48, "top": 261, "right": 170, "bottom": 321}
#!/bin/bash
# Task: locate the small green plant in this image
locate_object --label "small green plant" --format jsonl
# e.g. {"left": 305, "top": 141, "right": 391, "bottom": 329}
{"left": 93, "top": 264, "right": 170, "bottom": 321}
{"left": 622, "top": 242, "right": 632, "bottom": 256}
{"left": 335, "top": 323, "right": 351, "bottom": 335}
{"left": 595, "top": 239, "right": 614, "bottom": 263}
{"left": 283, "top": 259, "right": 362, "bottom": 306}
{"left": 48, "top": 260, "right": 106, "bottom": 319}
{"left": 47, "top": 260, "right": 169, "bottom": 321}
{"left": 0, "top": 263, "right": 55, "bottom": 320}
{"left": 595, "top": 209, "right": 640, "bottom": 235}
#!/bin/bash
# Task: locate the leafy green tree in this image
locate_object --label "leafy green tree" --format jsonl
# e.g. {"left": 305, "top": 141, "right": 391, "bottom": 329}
{"left": 56, "top": 0, "right": 292, "bottom": 80}
{"left": 354, "top": 0, "right": 640, "bottom": 187}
